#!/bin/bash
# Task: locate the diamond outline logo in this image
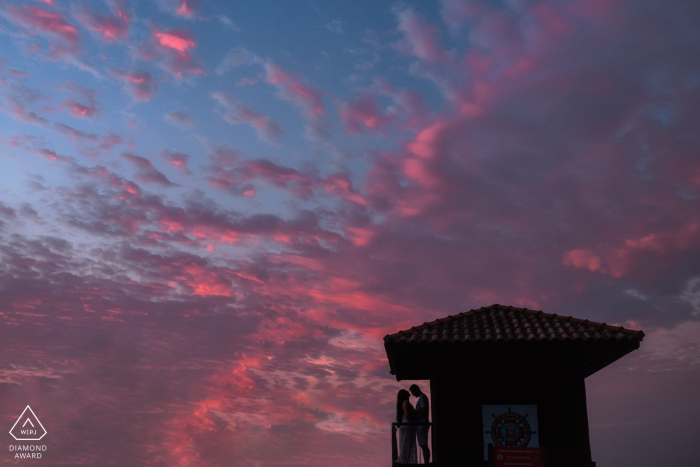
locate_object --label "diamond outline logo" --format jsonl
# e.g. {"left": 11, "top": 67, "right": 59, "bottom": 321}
{"left": 9, "top": 406, "right": 47, "bottom": 441}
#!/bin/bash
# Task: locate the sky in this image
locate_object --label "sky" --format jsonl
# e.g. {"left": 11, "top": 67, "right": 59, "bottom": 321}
{"left": 0, "top": 0, "right": 699, "bottom": 465}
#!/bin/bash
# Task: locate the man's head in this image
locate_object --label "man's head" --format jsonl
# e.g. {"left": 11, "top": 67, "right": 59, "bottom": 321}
{"left": 409, "top": 384, "right": 422, "bottom": 397}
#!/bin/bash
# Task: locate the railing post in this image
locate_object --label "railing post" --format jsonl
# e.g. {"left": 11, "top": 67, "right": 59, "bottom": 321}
{"left": 391, "top": 423, "right": 398, "bottom": 465}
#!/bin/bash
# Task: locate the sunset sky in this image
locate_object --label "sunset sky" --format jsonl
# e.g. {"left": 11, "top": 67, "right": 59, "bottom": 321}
{"left": 0, "top": 0, "right": 699, "bottom": 465}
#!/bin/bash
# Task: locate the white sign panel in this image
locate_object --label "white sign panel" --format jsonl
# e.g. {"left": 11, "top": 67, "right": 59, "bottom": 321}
{"left": 482, "top": 405, "right": 539, "bottom": 460}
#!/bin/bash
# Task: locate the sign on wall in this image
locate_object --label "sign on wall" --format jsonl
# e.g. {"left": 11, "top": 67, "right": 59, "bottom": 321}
{"left": 482, "top": 405, "right": 539, "bottom": 460}
{"left": 494, "top": 447, "right": 544, "bottom": 467}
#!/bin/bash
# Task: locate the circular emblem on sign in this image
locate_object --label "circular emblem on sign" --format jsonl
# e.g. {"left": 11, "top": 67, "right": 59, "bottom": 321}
{"left": 490, "top": 410, "right": 532, "bottom": 447}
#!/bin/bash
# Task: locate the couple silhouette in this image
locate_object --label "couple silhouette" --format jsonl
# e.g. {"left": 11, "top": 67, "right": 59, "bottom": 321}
{"left": 396, "top": 384, "right": 430, "bottom": 464}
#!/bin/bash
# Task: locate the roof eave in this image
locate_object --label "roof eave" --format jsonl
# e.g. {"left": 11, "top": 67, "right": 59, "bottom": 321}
{"left": 383, "top": 335, "right": 397, "bottom": 377}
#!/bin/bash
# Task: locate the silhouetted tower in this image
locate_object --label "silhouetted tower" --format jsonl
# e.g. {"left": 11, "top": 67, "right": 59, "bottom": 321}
{"left": 384, "top": 304, "right": 644, "bottom": 467}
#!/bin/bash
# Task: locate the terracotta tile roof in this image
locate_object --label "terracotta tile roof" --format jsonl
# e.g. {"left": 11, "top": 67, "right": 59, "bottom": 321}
{"left": 384, "top": 304, "right": 645, "bottom": 345}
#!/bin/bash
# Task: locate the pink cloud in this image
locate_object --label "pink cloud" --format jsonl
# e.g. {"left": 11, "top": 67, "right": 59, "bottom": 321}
{"left": 111, "top": 69, "right": 158, "bottom": 101}
{"left": 263, "top": 63, "right": 328, "bottom": 141}
{"left": 157, "top": 0, "right": 199, "bottom": 18}
{"left": 3, "top": 89, "right": 131, "bottom": 159}
{"left": 175, "top": 0, "right": 196, "bottom": 18}
{"left": 4, "top": 95, "right": 129, "bottom": 157}
{"left": 107, "top": 173, "right": 140, "bottom": 197}
{"left": 206, "top": 158, "right": 313, "bottom": 198}
{"left": 624, "top": 225, "right": 700, "bottom": 254}
{"left": 151, "top": 27, "right": 204, "bottom": 77}
{"left": 563, "top": 249, "right": 602, "bottom": 271}
{"left": 242, "top": 159, "right": 314, "bottom": 196}
{"left": 122, "top": 153, "right": 175, "bottom": 186}
{"left": 60, "top": 82, "right": 98, "bottom": 119}
{"left": 8, "top": 98, "right": 102, "bottom": 144}
{"left": 264, "top": 63, "right": 324, "bottom": 116}
{"left": 340, "top": 95, "right": 390, "bottom": 134}
{"left": 564, "top": 225, "right": 700, "bottom": 279}
{"left": 5, "top": 5, "right": 79, "bottom": 46}
{"left": 405, "top": 120, "right": 451, "bottom": 159}
{"left": 33, "top": 147, "right": 73, "bottom": 163}
{"left": 320, "top": 173, "right": 368, "bottom": 206}
{"left": 154, "top": 29, "right": 195, "bottom": 53}
{"left": 204, "top": 151, "right": 368, "bottom": 205}
{"left": 75, "top": 3, "right": 131, "bottom": 43}
{"left": 61, "top": 99, "right": 96, "bottom": 118}
{"left": 0, "top": 228, "right": 405, "bottom": 463}
{"left": 211, "top": 92, "right": 283, "bottom": 145}
{"left": 206, "top": 172, "right": 256, "bottom": 197}
{"left": 161, "top": 149, "right": 191, "bottom": 173}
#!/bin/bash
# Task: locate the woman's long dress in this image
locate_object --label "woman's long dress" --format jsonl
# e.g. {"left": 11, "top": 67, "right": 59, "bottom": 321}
{"left": 397, "top": 415, "right": 417, "bottom": 464}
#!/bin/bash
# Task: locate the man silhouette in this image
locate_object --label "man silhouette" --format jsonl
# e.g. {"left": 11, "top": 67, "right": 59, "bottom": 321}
{"left": 409, "top": 384, "right": 430, "bottom": 464}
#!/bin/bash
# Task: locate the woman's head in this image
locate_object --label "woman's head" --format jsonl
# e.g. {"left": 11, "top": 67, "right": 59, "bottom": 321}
{"left": 396, "top": 389, "right": 410, "bottom": 422}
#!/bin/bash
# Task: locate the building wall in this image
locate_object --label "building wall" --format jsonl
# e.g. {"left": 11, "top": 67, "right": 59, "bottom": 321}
{"left": 428, "top": 343, "right": 594, "bottom": 466}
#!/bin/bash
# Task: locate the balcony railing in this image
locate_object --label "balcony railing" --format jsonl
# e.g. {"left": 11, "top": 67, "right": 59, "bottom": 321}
{"left": 391, "top": 422, "right": 433, "bottom": 465}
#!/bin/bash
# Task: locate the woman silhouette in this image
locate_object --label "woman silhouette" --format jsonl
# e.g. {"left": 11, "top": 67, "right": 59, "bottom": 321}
{"left": 396, "top": 389, "right": 417, "bottom": 464}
